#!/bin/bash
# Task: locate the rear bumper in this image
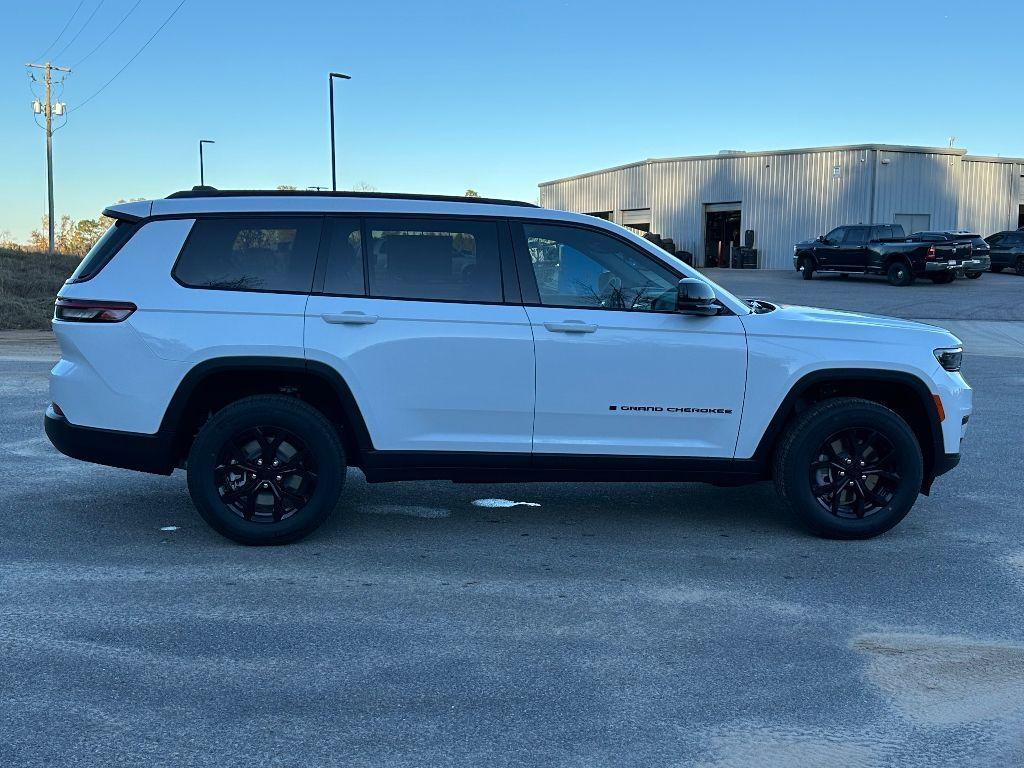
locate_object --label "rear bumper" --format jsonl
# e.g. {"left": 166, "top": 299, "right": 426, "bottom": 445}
{"left": 964, "top": 256, "right": 990, "bottom": 272}
{"left": 44, "top": 405, "right": 176, "bottom": 475}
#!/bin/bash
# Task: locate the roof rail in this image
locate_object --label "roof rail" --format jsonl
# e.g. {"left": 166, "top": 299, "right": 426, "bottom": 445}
{"left": 165, "top": 187, "right": 538, "bottom": 207}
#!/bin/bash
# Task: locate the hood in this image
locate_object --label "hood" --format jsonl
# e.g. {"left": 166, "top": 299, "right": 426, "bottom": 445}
{"left": 742, "top": 303, "right": 962, "bottom": 347}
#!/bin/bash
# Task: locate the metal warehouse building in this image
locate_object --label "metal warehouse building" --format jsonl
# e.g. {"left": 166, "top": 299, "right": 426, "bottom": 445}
{"left": 538, "top": 144, "right": 1024, "bottom": 269}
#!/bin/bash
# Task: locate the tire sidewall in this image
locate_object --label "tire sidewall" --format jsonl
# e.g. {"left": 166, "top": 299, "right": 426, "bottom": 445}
{"left": 187, "top": 399, "right": 345, "bottom": 545}
{"left": 782, "top": 404, "right": 923, "bottom": 538}
{"left": 887, "top": 262, "right": 910, "bottom": 286}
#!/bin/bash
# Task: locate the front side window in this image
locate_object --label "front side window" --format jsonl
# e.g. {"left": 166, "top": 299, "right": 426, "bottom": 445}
{"left": 524, "top": 223, "right": 678, "bottom": 311}
{"left": 365, "top": 218, "right": 502, "bottom": 302}
{"left": 175, "top": 217, "right": 322, "bottom": 292}
{"left": 824, "top": 227, "right": 846, "bottom": 244}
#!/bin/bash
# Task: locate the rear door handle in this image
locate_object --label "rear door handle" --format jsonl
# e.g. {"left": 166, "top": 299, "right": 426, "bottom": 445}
{"left": 322, "top": 312, "right": 379, "bottom": 325}
{"left": 543, "top": 321, "right": 597, "bottom": 334}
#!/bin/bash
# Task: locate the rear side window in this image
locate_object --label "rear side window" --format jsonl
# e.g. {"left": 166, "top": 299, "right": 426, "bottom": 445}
{"left": 845, "top": 227, "right": 869, "bottom": 245}
{"left": 68, "top": 219, "right": 139, "bottom": 283}
{"left": 322, "top": 218, "right": 365, "bottom": 295}
{"left": 174, "top": 217, "right": 322, "bottom": 293}
{"left": 365, "top": 217, "right": 503, "bottom": 302}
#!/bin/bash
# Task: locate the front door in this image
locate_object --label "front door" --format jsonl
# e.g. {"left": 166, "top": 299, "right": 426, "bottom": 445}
{"left": 514, "top": 221, "right": 747, "bottom": 458}
{"left": 304, "top": 215, "right": 535, "bottom": 454}
{"left": 838, "top": 225, "right": 870, "bottom": 270}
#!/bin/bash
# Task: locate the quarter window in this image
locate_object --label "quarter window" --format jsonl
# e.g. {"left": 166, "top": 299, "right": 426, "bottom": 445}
{"left": 365, "top": 218, "right": 503, "bottom": 302}
{"left": 524, "top": 223, "right": 678, "bottom": 311}
{"left": 174, "top": 217, "right": 322, "bottom": 293}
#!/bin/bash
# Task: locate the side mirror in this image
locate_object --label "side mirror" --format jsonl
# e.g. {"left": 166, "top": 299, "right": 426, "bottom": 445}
{"left": 676, "top": 278, "right": 718, "bottom": 316}
{"left": 817, "top": 235, "right": 827, "bottom": 243}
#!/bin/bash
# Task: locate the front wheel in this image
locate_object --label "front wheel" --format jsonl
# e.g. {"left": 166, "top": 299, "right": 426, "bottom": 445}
{"left": 800, "top": 256, "right": 814, "bottom": 280}
{"left": 887, "top": 261, "right": 914, "bottom": 286}
{"left": 773, "top": 398, "right": 924, "bottom": 539}
{"left": 186, "top": 395, "right": 346, "bottom": 545}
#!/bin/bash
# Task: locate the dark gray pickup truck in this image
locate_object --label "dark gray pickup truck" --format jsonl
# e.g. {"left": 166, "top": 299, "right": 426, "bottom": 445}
{"left": 794, "top": 224, "right": 981, "bottom": 286}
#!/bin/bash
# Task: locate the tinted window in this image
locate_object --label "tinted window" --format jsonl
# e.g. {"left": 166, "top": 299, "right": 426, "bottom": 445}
{"left": 524, "top": 223, "right": 678, "bottom": 311}
{"left": 175, "top": 217, "right": 322, "bottom": 292}
{"left": 986, "top": 233, "right": 1005, "bottom": 246}
{"left": 824, "top": 227, "right": 846, "bottom": 244}
{"left": 845, "top": 227, "right": 869, "bottom": 245}
{"left": 322, "top": 218, "right": 365, "bottom": 295}
{"left": 1007, "top": 233, "right": 1024, "bottom": 246}
{"left": 365, "top": 218, "right": 502, "bottom": 302}
{"left": 68, "top": 219, "right": 139, "bottom": 283}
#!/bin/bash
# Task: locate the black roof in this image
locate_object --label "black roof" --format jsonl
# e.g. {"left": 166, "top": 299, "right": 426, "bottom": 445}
{"left": 166, "top": 186, "right": 538, "bottom": 207}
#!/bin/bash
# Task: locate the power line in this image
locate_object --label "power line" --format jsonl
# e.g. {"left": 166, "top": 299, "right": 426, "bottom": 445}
{"left": 53, "top": 0, "right": 107, "bottom": 62}
{"left": 71, "top": 0, "right": 145, "bottom": 69}
{"left": 31, "top": 0, "right": 86, "bottom": 63}
{"left": 70, "top": 0, "right": 188, "bottom": 113}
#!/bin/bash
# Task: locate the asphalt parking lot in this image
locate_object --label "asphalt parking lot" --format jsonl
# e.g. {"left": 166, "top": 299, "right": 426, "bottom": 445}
{"left": 2, "top": 271, "right": 1023, "bottom": 767}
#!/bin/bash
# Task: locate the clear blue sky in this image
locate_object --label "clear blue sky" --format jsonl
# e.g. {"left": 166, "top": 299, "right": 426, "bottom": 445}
{"left": 2, "top": 0, "right": 1020, "bottom": 241}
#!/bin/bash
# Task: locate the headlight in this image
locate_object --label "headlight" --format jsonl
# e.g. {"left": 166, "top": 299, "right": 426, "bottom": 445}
{"left": 934, "top": 347, "right": 962, "bottom": 372}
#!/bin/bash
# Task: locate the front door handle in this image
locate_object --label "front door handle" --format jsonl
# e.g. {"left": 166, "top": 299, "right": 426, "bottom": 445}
{"left": 543, "top": 321, "right": 597, "bottom": 334}
{"left": 322, "top": 312, "right": 379, "bottom": 325}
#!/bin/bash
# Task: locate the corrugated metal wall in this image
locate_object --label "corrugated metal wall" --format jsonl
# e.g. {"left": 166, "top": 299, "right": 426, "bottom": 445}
{"left": 958, "top": 160, "right": 1017, "bottom": 236}
{"left": 539, "top": 147, "right": 1022, "bottom": 269}
{"left": 873, "top": 150, "right": 959, "bottom": 231}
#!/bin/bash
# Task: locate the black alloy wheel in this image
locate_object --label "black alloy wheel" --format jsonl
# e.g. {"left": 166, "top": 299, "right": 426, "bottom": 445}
{"left": 887, "top": 261, "right": 913, "bottom": 286}
{"left": 809, "top": 428, "right": 900, "bottom": 520}
{"left": 187, "top": 395, "right": 346, "bottom": 545}
{"left": 215, "top": 426, "right": 317, "bottom": 523}
{"left": 801, "top": 256, "right": 814, "bottom": 280}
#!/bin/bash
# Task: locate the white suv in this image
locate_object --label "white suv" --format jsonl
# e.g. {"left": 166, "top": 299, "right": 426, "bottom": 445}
{"left": 46, "top": 189, "right": 971, "bottom": 544}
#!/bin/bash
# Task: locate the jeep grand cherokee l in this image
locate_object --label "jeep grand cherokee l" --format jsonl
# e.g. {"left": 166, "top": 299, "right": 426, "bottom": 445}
{"left": 46, "top": 189, "right": 971, "bottom": 544}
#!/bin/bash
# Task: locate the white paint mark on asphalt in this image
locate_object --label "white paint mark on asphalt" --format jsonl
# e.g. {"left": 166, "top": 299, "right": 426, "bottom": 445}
{"left": 160, "top": 526, "right": 179, "bottom": 532}
{"left": 471, "top": 499, "right": 541, "bottom": 508}
{"left": 853, "top": 633, "right": 1024, "bottom": 725}
{"left": 1004, "top": 551, "right": 1024, "bottom": 589}
{"left": 360, "top": 505, "right": 450, "bottom": 519}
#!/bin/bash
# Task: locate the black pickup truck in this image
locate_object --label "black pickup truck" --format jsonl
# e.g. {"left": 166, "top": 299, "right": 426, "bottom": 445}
{"left": 793, "top": 224, "right": 977, "bottom": 286}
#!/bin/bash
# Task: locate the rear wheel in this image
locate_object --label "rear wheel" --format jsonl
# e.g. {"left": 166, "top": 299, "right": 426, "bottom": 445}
{"left": 773, "top": 398, "right": 923, "bottom": 539}
{"left": 887, "top": 261, "right": 914, "bottom": 286}
{"left": 1016, "top": 257, "right": 1024, "bottom": 276}
{"left": 800, "top": 256, "right": 814, "bottom": 280}
{"left": 186, "top": 395, "right": 345, "bottom": 545}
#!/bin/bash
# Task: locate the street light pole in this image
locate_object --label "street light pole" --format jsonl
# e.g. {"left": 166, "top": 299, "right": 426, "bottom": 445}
{"left": 199, "top": 139, "right": 215, "bottom": 186}
{"left": 328, "top": 72, "right": 351, "bottom": 192}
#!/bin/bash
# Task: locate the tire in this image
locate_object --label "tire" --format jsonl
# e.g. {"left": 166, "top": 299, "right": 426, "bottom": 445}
{"left": 990, "top": 266, "right": 1004, "bottom": 273}
{"left": 929, "top": 272, "right": 955, "bottom": 284}
{"left": 800, "top": 256, "right": 814, "bottom": 280}
{"left": 965, "top": 271, "right": 982, "bottom": 279}
{"left": 186, "top": 395, "right": 346, "bottom": 545}
{"left": 772, "top": 397, "right": 924, "bottom": 539}
{"left": 1016, "top": 257, "right": 1024, "bottom": 277}
{"left": 886, "top": 261, "right": 914, "bottom": 286}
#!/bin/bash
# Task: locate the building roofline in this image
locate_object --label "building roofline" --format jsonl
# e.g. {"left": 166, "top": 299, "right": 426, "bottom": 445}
{"left": 537, "top": 143, "right": 1021, "bottom": 187}
{"left": 962, "top": 154, "right": 1024, "bottom": 164}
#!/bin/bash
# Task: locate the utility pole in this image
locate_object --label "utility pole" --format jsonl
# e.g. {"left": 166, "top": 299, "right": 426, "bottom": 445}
{"left": 27, "top": 61, "right": 71, "bottom": 256}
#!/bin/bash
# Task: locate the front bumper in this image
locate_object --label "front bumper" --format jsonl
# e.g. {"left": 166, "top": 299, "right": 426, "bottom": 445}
{"left": 44, "top": 405, "right": 176, "bottom": 475}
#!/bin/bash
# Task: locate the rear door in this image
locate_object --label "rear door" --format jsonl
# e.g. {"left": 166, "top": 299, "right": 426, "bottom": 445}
{"left": 512, "top": 220, "right": 747, "bottom": 458}
{"left": 304, "top": 215, "right": 535, "bottom": 455}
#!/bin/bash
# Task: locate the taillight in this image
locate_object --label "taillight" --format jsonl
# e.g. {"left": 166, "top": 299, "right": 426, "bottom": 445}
{"left": 926, "top": 245, "right": 936, "bottom": 260}
{"left": 54, "top": 297, "right": 136, "bottom": 323}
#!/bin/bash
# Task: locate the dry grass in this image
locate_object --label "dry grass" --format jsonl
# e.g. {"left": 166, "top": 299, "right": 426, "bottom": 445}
{"left": 0, "top": 248, "right": 80, "bottom": 330}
